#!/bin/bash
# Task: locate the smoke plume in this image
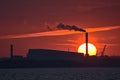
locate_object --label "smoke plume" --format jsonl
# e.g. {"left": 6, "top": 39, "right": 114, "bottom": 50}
{"left": 57, "top": 23, "right": 86, "bottom": 32}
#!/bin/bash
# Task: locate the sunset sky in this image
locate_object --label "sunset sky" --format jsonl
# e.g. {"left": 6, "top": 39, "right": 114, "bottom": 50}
{"left": 0, "top": 0, "right": 120, "bottom": 58}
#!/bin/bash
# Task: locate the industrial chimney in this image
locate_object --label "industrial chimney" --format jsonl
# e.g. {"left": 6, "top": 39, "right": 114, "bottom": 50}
{"left": 85, "top": 32, "right": 89, "bottom": 56}
{"left": 10, "top": 44, "right": 13, "bottom": 59}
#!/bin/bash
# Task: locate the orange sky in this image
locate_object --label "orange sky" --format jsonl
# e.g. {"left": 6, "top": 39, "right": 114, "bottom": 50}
{"left": 0, "top": 0, "right": 120, "bottom": 58}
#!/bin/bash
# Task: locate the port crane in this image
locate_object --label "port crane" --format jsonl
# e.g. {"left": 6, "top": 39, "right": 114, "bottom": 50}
{"left": 101, "top": 45, "right": 107, "bottom": 56}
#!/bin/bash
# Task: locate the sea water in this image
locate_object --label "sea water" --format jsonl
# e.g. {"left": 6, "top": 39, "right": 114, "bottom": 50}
{"left": 0, "top": 68, "right": 120, "bottom": 80}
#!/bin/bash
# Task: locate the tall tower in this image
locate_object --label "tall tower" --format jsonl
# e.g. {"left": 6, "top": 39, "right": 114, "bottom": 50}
{"left": 85, "top": 32, "right": 89, "bottom": 56}
{"left": 10, "top": 44, "right": 13, "bottom": 59}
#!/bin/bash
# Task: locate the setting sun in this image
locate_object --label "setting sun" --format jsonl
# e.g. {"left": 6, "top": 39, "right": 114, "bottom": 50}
{"left": 78, "top": 43, "right": 97, "bottom": 56}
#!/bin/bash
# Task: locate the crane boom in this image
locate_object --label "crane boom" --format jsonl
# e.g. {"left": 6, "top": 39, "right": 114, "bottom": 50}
{"left": 101, "top": 45, "right": 107, "bottom": 56}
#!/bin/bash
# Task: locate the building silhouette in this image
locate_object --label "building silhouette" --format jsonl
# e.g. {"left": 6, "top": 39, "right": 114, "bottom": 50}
{"left": 27, "top": 49, "right": 84, "bottom": 61}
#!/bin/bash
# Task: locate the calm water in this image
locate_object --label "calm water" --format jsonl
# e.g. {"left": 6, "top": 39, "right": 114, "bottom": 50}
{"left": 0, "top": 68, "right": 120, "bottom": 80}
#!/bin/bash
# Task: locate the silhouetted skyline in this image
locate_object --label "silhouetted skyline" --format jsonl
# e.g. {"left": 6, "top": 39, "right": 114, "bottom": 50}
{"left": 0, "top": 0, "right": 120, "bottom": 58}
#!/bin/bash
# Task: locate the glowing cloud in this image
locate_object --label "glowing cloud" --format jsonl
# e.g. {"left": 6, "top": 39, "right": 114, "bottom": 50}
{"left": 0, "top": 26, "right": 119, "bottom": 39}
{"left": 86, "top": 26, "right": 120, "bottom": 33}
{"left": 0, "top": 30, "right": 80, "bottom": 39}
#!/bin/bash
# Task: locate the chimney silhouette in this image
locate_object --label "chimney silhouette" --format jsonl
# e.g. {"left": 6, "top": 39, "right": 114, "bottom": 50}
{"left": 85, "top": 32, "right": 89, "bottom": 56}
{"left": 10, "top": 44, "right": 13, "bottom": 58}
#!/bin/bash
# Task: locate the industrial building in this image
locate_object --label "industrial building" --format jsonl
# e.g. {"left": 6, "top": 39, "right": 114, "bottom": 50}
{"left": 27, "top": 49, "right": 84, "bottom": 61}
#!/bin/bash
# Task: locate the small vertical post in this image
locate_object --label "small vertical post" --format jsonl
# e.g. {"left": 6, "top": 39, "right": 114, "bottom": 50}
{"left": 10, "top": 44, "right": 13, "bottom": 59}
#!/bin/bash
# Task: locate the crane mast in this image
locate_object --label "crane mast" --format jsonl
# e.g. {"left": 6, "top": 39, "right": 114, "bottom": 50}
{"left": 101, "top": 45, "right": 107, "bottom": 56}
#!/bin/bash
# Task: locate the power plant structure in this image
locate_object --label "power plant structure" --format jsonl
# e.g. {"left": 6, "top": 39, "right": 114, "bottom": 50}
{"left": 85, "top": 32, "right": 89, "bottom": 57}
{"left": 9, "top": 24, "right": 90, "bottom": 61}
{"left": 9, "top": 44, "right": 84, "bottom": 61}
{"left": 56, "top": 23, "right": 89, "bottom": 56}
{"left": 27, "top": 49, "right": 84, "bottom": 61}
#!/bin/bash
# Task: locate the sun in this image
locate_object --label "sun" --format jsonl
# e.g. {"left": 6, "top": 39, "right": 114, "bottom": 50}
{"left": 78, "top": 43, "right": 97, "bottom": 56}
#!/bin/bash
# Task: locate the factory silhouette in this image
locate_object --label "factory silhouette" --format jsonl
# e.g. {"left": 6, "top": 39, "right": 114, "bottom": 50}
{"left": 0, "top": 23, "right": 120, "bottom": 68}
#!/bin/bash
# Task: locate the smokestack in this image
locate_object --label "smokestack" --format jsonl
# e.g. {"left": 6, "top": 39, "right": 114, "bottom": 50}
{"left": 10, "top": 44, "right": 13, "bottom": 59}
{"left": 57, "top": 23, "right": 89, "bottom": 56}
{"left": 86, "top": 32, "right": 89, "bottom": 56}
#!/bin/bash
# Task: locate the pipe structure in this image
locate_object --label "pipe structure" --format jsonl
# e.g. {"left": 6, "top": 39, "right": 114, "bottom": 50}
{"left": 85, "top": 32, "right": 89, "bottom": 56}
{"left": 10, "top": 44, "right": 13, "bottom": 58}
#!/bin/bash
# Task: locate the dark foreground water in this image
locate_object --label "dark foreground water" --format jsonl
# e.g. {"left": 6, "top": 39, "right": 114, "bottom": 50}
{"left": 0, "top": 68, "right": 120, "bottom": 80}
